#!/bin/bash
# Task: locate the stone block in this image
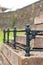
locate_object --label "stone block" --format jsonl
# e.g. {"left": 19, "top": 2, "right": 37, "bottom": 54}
{"left": 34, "top": 17, "right": 41, "bottom": 24}
{"left": 0, "top": 53, "right": 10, "bottom": 65}
{"left": 33, "top": 36, "right": 43, "bottom": 48}
{"left": 16, "top": 35, "right": 34, "bottom": 48}
{"left": 34, "top": 14, "right": 43, "bottom": 24}
{"left": 1, "top": 44, "right": 20, "bottom": 65}
{"left": 16, "top": 35, "right": 26, "bottom": 45}
{"left": 0, "top": 61, "right": 3, "bottom": 65}
{"left": 1, "top": 43, "right": 43, "bottom": 65}
{"left": 34, "top": 24, "right": 43, "bottom": 30}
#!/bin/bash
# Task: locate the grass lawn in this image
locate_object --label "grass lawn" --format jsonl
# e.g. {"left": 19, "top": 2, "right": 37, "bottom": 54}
{"left": 0, "top": 29, "right": 25, "bottom": 43}
{"left": 0, "top": 29, "right": 3, "bottom": 43}
{"left": 0, "top": 29, "right": 3, "bottom": 49}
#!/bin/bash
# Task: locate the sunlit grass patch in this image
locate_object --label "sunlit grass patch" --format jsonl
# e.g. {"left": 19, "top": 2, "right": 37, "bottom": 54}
{"left": 0, "top": 30, "right": 3, "bottom": 43}
{"left": 0, "top": 28, "right": 25, "bottom": 43}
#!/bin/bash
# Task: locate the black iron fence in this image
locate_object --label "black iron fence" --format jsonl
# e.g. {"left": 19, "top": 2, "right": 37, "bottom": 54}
{"left": 3, "top": 24, "right": 43, "bottom": 56}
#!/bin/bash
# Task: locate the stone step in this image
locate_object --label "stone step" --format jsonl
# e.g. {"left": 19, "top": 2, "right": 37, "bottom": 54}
{"left": 0, "top": 52, "right": 11, "bottom": 65}
{"left": 1, "top": 43, "right": 43, "bottom": 65}
{"left": 0, "top": 61, "right": 3, "bottom": 65}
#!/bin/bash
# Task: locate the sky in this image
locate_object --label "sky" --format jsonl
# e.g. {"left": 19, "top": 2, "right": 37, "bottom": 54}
{"left": 0, "top": 0, "right": 39, "bottom": 11}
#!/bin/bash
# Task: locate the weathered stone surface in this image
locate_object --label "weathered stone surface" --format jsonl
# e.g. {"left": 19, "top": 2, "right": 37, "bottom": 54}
{"left": 34, "top": 24, "right": 43, "bottom": 30}
{"left": 0, "top": 61, "right": 3, "bottom": 65}
{"left": 16, "top": 35, "right": 34, "bottom": 48}
{"left": 22, "top": 57, "right": 43, "bottom": 65}
{"left": 34, "top": 14, "right": 43, "bottom": 24}
{"left": 16, "top": 35, "right": 26, "bottom": 45}
{"left": 33, "top": 14, "right": 43, "bottom": 48}
{"left": 0, "top": 52, "right": 10, "bottom": 65}
{"left": 0, "top": 1, "right": 43, "bottom": 28}
{"left": 33, "top": 36, "right": 43, "bottom": 48}
{"left": 1, "top": 43, "right": 43, "bottom": 65}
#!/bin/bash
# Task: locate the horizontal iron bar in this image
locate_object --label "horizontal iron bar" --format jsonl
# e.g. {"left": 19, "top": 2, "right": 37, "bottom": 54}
{"left": 31, "top": 30, "right": 43, "bottom": 32}
{"left": 5, "top": 30, "right": 14, "bottom": 32}
{"left": 16, "top": 30, "right": 25, "bottom": 32}
{"left": 5, "top": 30, "right": 25, "bottom": 32}
{"left": 30, "top": 48, "right": 43, "bottom": 51}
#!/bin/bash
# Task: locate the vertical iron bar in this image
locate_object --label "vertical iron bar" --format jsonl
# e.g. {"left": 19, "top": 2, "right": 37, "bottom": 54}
{"left": 13, "top": 26, "right": 16, "bottom": 49}
{"left": 7, "top": 28, "right": 9, "bottom": 44}
{"left": 25, "top": 24, "right": 31, "bottom": 56}
{"left": 3, "top": 29, "right": 6, "bottom": 43}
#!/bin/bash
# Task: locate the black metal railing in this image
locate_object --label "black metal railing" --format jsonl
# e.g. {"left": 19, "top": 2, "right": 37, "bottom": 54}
{"left": 3, "top": 24, "right": 43, "bottom": 56}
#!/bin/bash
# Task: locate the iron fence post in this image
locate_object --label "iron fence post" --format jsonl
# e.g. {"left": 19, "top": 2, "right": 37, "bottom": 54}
{"left": 3, "top": 29, "right": 6, "bottom": 43}
{"left": 7, "top": 28, "right": 9, "bottom": 44}
{"left": 25, "top": 24, "right": 31, "bottom": 56}
{"left": 13, "top": 26, "right": 16, "bottom": 49}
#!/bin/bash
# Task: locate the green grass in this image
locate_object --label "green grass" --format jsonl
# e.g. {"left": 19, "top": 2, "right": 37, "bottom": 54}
{"left": 0, "top": 29, "right": 3, "bottom": 43}
{"left": 0, "top": 29, "right": 3, "bottom": 49}
{"left": 0, "top": 29, "right": 25, "bottom": 43}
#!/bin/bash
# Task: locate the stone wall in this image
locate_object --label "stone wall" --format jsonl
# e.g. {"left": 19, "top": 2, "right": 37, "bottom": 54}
{"left": 0, "top": 0, "right": 43, "bottom": 28}
{"left": 1, "top": 43, "right": 43, "bottom": 65}
{"left": 16, "top": 35, "right": 34, "bottom": 48}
